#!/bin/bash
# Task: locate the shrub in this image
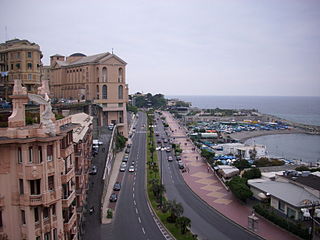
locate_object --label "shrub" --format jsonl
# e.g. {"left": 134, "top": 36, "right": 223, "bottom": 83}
{"left": 233, "top": 159, "right": 251, "bottom": 170}
{"left": 107, "top": 209, "right": 113, "bottom": 218}
{"left": 242, "top": 168, "right": 261, "bottom": 180}
{"left": 227, "top": 176, "right": 252, "bottom": 202}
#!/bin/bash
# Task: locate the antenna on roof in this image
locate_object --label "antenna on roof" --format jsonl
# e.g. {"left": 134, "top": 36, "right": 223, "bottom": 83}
{"left": 112, "top": 48, "right": 114, "bottom": 54}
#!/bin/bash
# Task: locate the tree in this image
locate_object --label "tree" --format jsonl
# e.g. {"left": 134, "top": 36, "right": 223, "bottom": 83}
{"left": 176, "top": 216, "right": 191, "bottom": 234}
{"left": 149, "top": 179, "right": 166, "bottom": 202}
{"left": 167, "top": 200, "right": 184, "bottom": 223}
{"left": 242, "top": 168, "right": 261, "bottom": 180}
{"left": 228, "top": 176, "right": 253, "bottom": 202}
{"left": 201, "top": 149, "right": 215, "bottom": 164}
{"left": 233, "top": 159, "right": 251, "bottom": 170}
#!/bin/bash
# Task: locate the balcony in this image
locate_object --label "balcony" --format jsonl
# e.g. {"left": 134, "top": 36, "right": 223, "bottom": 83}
{"left": 74, "top": 148, "right": 82, "bottom": 157}
{"left": 62, "top": 191, "right": 75, "bottom": 208}
{"left": 29, "top": 194, "right": 43, "bottom": 206}
{"left": 64, "top": 210, "right": 77, "bottom": 232}
{"left": 61, "top": 167, "right": 74, "bottom": 184}
{"left": 60, "top": 144, "right": 74, "bottom": 158}
{"left": 43, "top": 190, "right": 59, "bottom": 206}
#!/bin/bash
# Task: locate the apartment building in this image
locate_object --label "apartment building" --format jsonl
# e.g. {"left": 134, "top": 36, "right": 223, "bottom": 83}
{"left": 0, "top": 39, "right": 42, "bottom": 100}
{"left": 70, "top": 113, "right": 93, "bottom": 236}
{"left": 48, "top": 52, "right": 128, "bottom": 137}
{"left": 0, "top": 79, "right": 89, "bottom": 240}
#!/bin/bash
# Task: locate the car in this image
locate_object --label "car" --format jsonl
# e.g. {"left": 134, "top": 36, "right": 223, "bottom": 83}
{"left": 166, "top": 147, "right": 171, "bottom": 152}
{"left": 121, "top": 162, "right": 127, "bottom": 167}
{"left": 131, "top": 160, "right": 135, "bottom": 165}
{"left": 109, "top": 193, "right": 118, "bottom": 202}
{"left": 128, "top": 165, "right": 135, "bottom": 172}
{"left": 156, "top": 147, "right": 161, "bottom": 151}
{"left": 89, "top": 165, "right": 97, "bottom": 175}
{"left": 113, "top": 182, "right": 121, "bottom": 191}
{"left": 125, "top": 148, "right": 130, "bottom": 154}
{"left": 108, "top": 124, "right": 114, "bottom": 130}
{"left": 176, "top": 155, "right": 181, "bottom": 161}
{"left": 120, "top": 166, "right": 126, "bottom": 172}
{"left": 127, "top": 144, "right": 132, "bottom": 148}
{"left": 178, "top": 162, "right": 184, "bottom": 169}
{"left": 168, "top": 156, "right": 173, "bottom": 162}
{"left": 122, "top": 156, "right": 128, "bottom": 162}
{"left": 163, "top": 139, "right": 168, "bottom": 143}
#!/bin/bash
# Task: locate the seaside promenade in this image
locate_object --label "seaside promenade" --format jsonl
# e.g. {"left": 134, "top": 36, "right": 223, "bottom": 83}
{"left": 162, "top": 111, "right": 299, "bottom": 240}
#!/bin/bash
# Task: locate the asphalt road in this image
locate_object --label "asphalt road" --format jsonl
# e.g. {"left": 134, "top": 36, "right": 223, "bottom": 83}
{"left": 155, "top": 114, "right": 260, "bottom": 240}
{"left": 83, "top": 127, "right": 112, "bottom": 240}
{"left": 102, "top": 112, "right": 165, "bottom": 240}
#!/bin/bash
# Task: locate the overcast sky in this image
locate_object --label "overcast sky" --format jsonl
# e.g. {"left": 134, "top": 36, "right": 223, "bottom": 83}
{"left": 1, "top": 0, "right": 320, "bottom": 96}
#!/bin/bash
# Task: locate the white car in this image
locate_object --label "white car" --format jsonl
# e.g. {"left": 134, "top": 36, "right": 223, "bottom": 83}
{"left": 168, "top": 156, "right": 173, "bottom": 162}
{"left": 156, "top": 147, "right": 161, "bottom": 151}
{"left": 128, "top": 165, "right": 135, "bottom": 172}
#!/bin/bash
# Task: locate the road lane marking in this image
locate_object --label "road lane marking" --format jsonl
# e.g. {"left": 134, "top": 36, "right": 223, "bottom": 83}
{"left": 133, "top": 193, "right": 135, "bottom": 198}
{"left": 133, "top": 186, "right": 135, "bottom": 192}
{"left": 138, "top": 217, "right": 141, "bottom": 223}
{"left": 142, "top": 227, "right": 146, "bottom": 235}
{"left": 136, "top": 208, "right": 139, "bottom": 214}
{"left": 134, "top": 200, "right": 136, "bottom": 205}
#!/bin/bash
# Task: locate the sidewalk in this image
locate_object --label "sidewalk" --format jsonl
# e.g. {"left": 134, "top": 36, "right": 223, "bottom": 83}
{"left": 162, "top": 112, "right": 299, "bottom": 240}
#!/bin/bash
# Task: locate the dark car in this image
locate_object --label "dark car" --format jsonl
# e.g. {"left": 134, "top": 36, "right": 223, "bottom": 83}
{"left": 178, "top": 162, "right": 184, "bottom": 169}
{"left": 109, "top": 193, "right": 118, "bottom": 202}
{"left": 125, "top": 148, "right": 130, "bottom": 154}
{"left": 89, "top": 165, "right": 97, "bottom": 175}
{"left": 113, "top": 182, "right": 121, "bottom": 191}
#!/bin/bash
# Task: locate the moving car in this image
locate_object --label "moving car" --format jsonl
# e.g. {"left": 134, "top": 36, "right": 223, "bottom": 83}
{"left": 128, "top": 165, "right": 135, "bottom": 172}
{"left": 109, "top": 193, "right": 118, "bottom": 202}
{"left": 166, "top": 147, "right": 171, "bottom": 152}
{"left": 89, "top": 165, "right": 97, "bottom": 175}
{"left": 168, "top": 156, "right": 173, "bottom": 162}
{"left": 113, "top": 182, "right": 121, "bottom": 191}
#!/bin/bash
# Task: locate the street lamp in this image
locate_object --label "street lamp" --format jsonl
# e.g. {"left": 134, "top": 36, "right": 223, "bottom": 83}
{"left": 301, "top": 200, "right": 320, "bottom": 240}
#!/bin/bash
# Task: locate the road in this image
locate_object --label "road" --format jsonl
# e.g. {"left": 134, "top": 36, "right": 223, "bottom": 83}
{"left": 101, "top": 112, "right": 165, "bottom": 240}
{"left": 155, "top": 113, "right": 260, "bottom": 240}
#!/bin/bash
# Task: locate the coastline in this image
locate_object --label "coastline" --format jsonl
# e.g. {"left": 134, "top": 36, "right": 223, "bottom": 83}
{"left": 229, "top": 128, "right": 308, "bottom": 143}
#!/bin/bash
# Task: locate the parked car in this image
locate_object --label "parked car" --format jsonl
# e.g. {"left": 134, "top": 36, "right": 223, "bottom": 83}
{"left": 122, "top": 156, "right": 128, "bottom": 162}
{"left": 89, "top": 165, "right": 97, "bottom": 175}
{"left": 120, "top": 166, "right": 126, "bottom": 172}
{"left": 121, "top": 162, "right": 127, "bottom": 167}
{"left": 176, "top": 155, "right": 181, "bottom": 161}
{"left": 128, "top": 165, "right": 135, "bottom": 172}
{"left": 127, "top": 144, "right": 132, "bottom": 148}
{"left": 113, "top": 182, "right": 121, "bottom": 191}
{"left": 125, "top": 148, "right": 130, "bottom": 154}
{"left": 178, "top": 162, "right": 184, "bottom": 169}
{"left": 109, "top": 193, "right": 118, "bottom": 202}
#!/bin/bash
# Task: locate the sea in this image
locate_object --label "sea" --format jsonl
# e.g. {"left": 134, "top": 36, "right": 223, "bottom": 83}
{"left": 168, "top": 95, "right": 320, "bottom": 163}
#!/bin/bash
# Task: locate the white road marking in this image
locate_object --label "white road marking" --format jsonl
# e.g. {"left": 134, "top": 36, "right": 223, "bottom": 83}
{"left": 138, "top": 217, "right": 141, "bottom": 223}
{"left": 142, "top": 227, "right": 146, "bottom": 235}
{"left": 136, "top": 208, "right": 139, "bottom": 214}
{"left": 134, "top": 200, "right": 136, "bottom": 205}
{"left": 133, "top": 186, "right": 135, "bottom": 192}
{"left": 133, "top": 193, "right": 135, "bottom": 198}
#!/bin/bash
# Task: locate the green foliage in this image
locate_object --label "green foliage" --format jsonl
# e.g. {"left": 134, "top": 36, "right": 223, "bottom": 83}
{"left": 116, "top": 135, "right": 127, "bottom": 150}
{"left": 167, "top": 200, "right": 184, "bottom": 223}
{"left": 175, "top": 101, "right": 190, "bottom": 107}
{"left": 201, "top": 149, "right": 215, "bottom": 165}
{"left": 134, "top": 93, "right": 167, "bottom": 109}
{"left": 227, "top": 176, "right": 253, "bottom": 202}
{"left": 55, "top": 113, "right": 64, "bottom": 120}
{"left": 242, "top": 168, "right": 261, "bottom": 180}
{"left": 127, "top": 104, "right": 138, "bottom": 114}
{"left": 176, "top": 216, "right": 191, "bottom": 234}
{"left": 135, "top": 96, "right": 147, "bottom": 108}
{"left": 233, "top": 159, "right": 251, "bottom": 170}
{"left": 254, "top": 157, "right": 285, "bottom": 167}
{"left": 107, "top": 209, "right": 113, "bottom": 218}
{"left": 253, "top": 204, "right": 309, "bottom": 239}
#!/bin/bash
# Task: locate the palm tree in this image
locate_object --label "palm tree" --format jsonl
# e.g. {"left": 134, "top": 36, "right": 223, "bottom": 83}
{"left": 176, "top": 216, "right": 191, "bottom": 234}
{"left": 167, "top": 200, "right": 184, "bottom": 223}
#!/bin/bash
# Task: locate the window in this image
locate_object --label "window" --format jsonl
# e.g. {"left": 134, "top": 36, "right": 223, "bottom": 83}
{"left": 30, "top": 179, "right": 41, "bottom": 195}
{"left": 102, "top": 85, "right": 107, "bottom": 99}
{"left": 53, "top": 228, "right": 57, "bottom": 240}
{"left": 27, "top": 63, "right": 32, "bottom": 70}
{"left": 118, "top": 68, "right": 123, "bottom": 82}
{"left": 43, "top": 207, "right": 49, "bottom": 219}
{"left": 48, "top": 176, "right": 54, "bottom": 191}
{"left": 29, "top": 146, "right": 33, "bottom": 163}
{"left": 19, "top": 179, "right": 24, "bottom": 194}
{"left": 118, "top": 103, "right": 123, "bottom": 107}
{"left": 11, "top": 64, "right": 13, "bottom": 70}
{"left": 28, "top": 52, "right": 32, "bottom": 58}
{"left": 96, "top": 85, "right": 99, "bottom": 99}
{"left": 118, "top": 85, "right": 123, "bottom": 99}
{"left": 47, "top": 145, "right": 53, "bottom": 161}
{"left": 287, "top": 207, "right": 296, "bottom": 219}
{"left": 21, "top": 210, "right": 26, "bottom": 224}
{"left": 17, "top": 52, "right": 20, "bottom": 59}
{"left": 34, "top": 207, "right": 39, "bottom": 222}
{"left": 36, "top": 237, "right": 40, "bottom": 240}
{"left": 0, "top": 210, "right": 3, "bottom": 228}
{"left": 16, "top": 63, "right": 20, "bottom": 69}
{"left": 38, "top": 146, "right": 43, "bottom": 163}
{"left": 52, "top": 204, "right": 56, "bottom": 216}
{"left": 102, "top": 67, "right": 107, "bottom": 82}
{"left": 28, "top": 74, "right": 32, "bottom": 80}
{"left": 18, "top": 147, "right": 23, "bottom": 163}
{"left": 44, "top": 232, "right": 51, "bottom": 240}
{"left": 278, "top": 200, "right": 285, "bottom": 212}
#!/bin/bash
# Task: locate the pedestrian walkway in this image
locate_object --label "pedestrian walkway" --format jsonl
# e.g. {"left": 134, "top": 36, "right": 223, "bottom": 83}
{"left": 162, "top": 112, "right": 299, "bottom": 240}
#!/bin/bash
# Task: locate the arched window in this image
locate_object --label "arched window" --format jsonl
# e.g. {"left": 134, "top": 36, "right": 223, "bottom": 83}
{"left": 102, "top": 67, "right": 107, "bottom": 82}
{"left": 118, "top": 85, "right": 123, "bottom": 99}
{"left": 102, "top": 85, "right": 107, "bottom": 99}
{"left": 118, "top": 68, "right": 123, "bottom": 82}
{"left": 96, "top": 67, "right": 99, "bottom": 82}
{"left": 96, "top": 85, "right": 99, "bottom": 99}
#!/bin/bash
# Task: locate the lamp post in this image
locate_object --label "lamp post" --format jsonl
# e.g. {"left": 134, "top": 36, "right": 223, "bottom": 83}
{"left": 301, "top": 200, "right": 320, "bottom": 240}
